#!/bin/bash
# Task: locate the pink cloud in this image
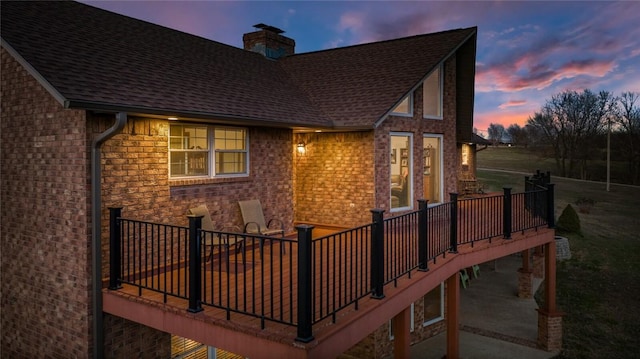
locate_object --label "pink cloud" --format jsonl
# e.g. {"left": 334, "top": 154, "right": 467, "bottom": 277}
{"left": 498, "top": 100, "right": 527, "bottom": 109}
{"left": 477, "top": 58, "right": 616, "bottom": 93}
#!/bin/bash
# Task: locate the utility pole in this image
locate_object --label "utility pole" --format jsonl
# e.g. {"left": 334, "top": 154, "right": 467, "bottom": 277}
{"left": 606, "top": 115, "right": 611, "bottom": 192}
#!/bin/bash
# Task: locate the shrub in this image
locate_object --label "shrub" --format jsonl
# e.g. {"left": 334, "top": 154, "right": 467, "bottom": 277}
{"left": 556, "top": 204, "right": 581, "bottom": 235}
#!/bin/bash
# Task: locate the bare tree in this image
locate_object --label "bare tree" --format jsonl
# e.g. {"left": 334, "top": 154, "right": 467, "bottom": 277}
{"left": 506, "top": 124, "right": 528, "bottom": 147}
{"left": 615, "top": 92, "right": 640, "bottom": 184}
{"left": 487, "top": 123, "right": 505, "bottom": 146}
{"left": 527, "top": 89, "right": 615, "bottom": 178}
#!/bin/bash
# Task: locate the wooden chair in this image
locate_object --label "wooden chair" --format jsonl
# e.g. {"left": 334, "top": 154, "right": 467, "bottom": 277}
{"left": 188, "top": 204, "right": 243, "bottom": 263}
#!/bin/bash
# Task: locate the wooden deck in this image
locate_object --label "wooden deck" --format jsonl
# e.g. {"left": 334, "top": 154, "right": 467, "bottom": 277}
{"left": 103, "top": 218, "right": 555, "bottom": 359}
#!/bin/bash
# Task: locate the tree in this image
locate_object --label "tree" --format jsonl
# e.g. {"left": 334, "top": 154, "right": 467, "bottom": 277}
{"left": 614, "top": 92, "right": 640, "bottom": 184}
{"left": 487, "top": 123, "right": 505, "bottom": 146}
{"left": 506, "top": 124, "right": 527, "bottom": 147}
{"left": 527, "top": 89, "right": 615, "bottom": 178}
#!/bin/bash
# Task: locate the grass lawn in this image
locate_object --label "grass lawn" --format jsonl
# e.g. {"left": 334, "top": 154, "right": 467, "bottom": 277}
{"left": 477, "top": 147, "right": 640, "bottom": 359}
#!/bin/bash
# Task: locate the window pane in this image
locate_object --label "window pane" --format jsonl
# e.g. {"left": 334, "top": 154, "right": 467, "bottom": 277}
{"left": 423, "top": 66, "right": 442, "bottom": 118}
{"left": 390, "top": 134, "right": 412, "bottom": 209}
{"left": 423, "top": 136, "right": 442, "bottom": 204}
{"left": 170, "top": 151, "right": 208, "bottom": 177}
{"left": 215, "top": 128, "right": 246, "bottom": 150}
{"left": 216, "top": 152, "right": 246, "bottom": 174}
{"left": 392, "top": 95, "right": 411, "bottom": 114}
{"left": 423, "top": 283, "right": 443, "bottom": 324}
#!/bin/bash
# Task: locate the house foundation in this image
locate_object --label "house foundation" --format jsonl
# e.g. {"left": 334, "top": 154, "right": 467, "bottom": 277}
{"left": 537, "top": 309, "right": 563, "bottom": 351}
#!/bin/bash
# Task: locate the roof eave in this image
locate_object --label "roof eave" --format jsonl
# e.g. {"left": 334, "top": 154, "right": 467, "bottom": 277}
{"left": 66, "top": 99, "right": 334, "bottom": 130}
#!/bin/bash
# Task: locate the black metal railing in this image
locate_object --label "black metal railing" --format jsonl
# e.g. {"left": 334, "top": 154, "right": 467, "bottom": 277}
{"left": 108, "top": 173, "right": 555, "bottom": 343}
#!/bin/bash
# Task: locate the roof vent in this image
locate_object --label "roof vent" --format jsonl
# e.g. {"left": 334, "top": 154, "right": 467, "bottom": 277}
{"left": 243, "top": 23, "right": 295, "bottom": 59}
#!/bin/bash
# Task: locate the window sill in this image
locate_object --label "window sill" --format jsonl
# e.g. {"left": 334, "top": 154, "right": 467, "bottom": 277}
{"left": 169, "top": 175, "right": 252, "bottom": 187}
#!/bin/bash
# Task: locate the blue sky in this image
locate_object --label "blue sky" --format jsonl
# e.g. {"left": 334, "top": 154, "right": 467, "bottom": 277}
{"left": 84, "top": 1, "right": 640, "bottom": 135}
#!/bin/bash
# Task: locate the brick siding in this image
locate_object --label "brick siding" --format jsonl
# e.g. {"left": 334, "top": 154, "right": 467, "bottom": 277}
{"left": 1, "top": 47, "right": 92, "bottom": 357}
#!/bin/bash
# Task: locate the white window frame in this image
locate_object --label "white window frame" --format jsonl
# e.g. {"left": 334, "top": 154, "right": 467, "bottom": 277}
{"left": 391, "top": 92, "right": 413, "bottom": 117}
{"left": 169, "top": 124, "right": 249, "bottom": 179}
{"left": 389, "top": 303, "right": 415, "bottom": 340}
{"left": 422, "top": 64, "right": 443, "bottom": 120}
{"left": 423, "top": 282, "right": 445, "bottom": 326}
{"left": 390, "top": 132, "right": 413, "bottom": 212}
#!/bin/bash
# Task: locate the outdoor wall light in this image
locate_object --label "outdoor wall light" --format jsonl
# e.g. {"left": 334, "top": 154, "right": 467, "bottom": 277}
{"left": 167, "top": 117, "right": 179, "bottom": 121}
{"left": 297, "top": 142, "right": 306, "bottom": 155}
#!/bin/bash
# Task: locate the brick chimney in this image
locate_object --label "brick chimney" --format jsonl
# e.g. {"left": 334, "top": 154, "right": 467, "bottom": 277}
{"left": 243, "top": 23, "right": 295, "bottom": 59}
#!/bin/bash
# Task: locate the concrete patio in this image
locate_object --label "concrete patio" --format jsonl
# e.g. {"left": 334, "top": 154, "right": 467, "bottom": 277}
{"left": 411, "top": 254, "right": 559, "bottom": 359}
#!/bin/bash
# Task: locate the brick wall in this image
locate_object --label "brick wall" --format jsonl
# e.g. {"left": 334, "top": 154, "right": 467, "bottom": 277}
{"left": 1, "top": 47, "right": 92, "bottom": 357}
{"left": 293, "top": 131, "right": 375, "bottom": 227}
{"left": 103, "top": 314, "right": 171, "bottom": 358}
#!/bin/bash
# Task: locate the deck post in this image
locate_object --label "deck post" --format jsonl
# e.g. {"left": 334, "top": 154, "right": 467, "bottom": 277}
{"left": 418, "top": 199, "right": 429, "bottom": 271}
{"left": 370, "top": 209, "right": 385, "bottom": 299}
{"left": 503, "top": 187, "right": 512, "bottom": 239}
{"left": 108, "top": 207, "right": 123, "bottom": 290}
{"left": 546, "top": 183, "right": 555, "bottom": 228}
{"left": 296, "top": 224, "right": 315, "bottom": 343}
{"left": 449, "top": 193, "right": 458, "bottom": 253}
{"left": 187, "top": 214, "right": 203, "bottom": 313}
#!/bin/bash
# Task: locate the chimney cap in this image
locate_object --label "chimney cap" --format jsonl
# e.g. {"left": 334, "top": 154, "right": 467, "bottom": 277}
{"left": 253, "top": 23, "right": 285, "bottom": 34}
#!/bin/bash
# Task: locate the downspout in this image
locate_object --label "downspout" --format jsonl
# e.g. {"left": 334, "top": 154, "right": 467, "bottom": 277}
{"left": 91, "top": 112, "right": 127, "bottom": 359}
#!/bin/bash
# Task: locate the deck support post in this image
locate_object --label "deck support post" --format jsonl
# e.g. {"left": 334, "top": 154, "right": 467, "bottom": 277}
{"left": 393, "top": 306, "right": 412, "bottom": 359}
{"left": 296, "top": 224, "right": 315, "bottom": 343}
{"left": 537, "top": 240, "right": 564, "bottom": 351}
{"left": 446, "top": 271, "right": 460, "bottom": 359}
{"left": 503, "top": 187, "right": 512, "bottom": 239}
{"left": 449, "top": 193, "right": 458, "bottom": 253}
{"left": 371, "top": 209, "right": 385, "bottom": 299}
{"left": 187, "top": 215, "right": 203, "bottom": 313}
{"left": 418, "top": 199, "right": 429, "bottom": 271}
{"left": 108, "top": 207, "right": 123, "bottom": 290}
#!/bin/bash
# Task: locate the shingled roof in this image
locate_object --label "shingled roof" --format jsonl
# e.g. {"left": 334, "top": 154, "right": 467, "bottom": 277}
{"left": 1, "top": 1, "right": 476, "bottom": 130}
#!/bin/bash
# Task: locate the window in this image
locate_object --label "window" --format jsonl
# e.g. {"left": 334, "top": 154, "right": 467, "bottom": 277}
{"left": 423, "top": 65, "right": 442, "bottom": 119}
{"left": 390, "top": 133, "right": 413, "bottom": 211}
{"left": 423, "top": 135, "right": 443, "bottom": 204}
{"left": 391, "top": 93, "right": 413, "bottom": 116}
{"left": 423, "top": 282, "right": 444, "bottom": 326}
{"left": 169, "top": 124, "right": 248, "bottom": 178}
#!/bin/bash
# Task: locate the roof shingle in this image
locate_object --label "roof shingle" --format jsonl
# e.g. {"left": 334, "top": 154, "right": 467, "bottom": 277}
{"left": 1, "top": 1, "right": 476, "bottom": 130}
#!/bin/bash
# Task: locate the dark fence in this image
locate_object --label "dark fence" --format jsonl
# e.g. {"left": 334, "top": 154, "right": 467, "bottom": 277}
{"left": 108, "top": 174, "right": 555, "bottom": 343}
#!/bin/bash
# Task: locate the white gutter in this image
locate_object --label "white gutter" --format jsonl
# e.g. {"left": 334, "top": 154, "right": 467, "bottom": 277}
{"left": 91, "top": 112, "right": 127, "bottom": 359}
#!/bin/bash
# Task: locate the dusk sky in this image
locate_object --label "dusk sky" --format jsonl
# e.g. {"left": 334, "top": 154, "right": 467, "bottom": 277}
{"left": 83, "top": 1, "right": 640, "bottom": 136}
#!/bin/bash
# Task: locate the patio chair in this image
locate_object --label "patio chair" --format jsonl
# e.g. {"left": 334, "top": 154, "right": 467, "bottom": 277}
{"left": 238, "top": 199, "right": 285, "bottom": 254}
{"left": 188, "top": 204, "right": 243, "bottom": 263}
{"left": 460, "top": 269, "right": 470, "bottom": 289}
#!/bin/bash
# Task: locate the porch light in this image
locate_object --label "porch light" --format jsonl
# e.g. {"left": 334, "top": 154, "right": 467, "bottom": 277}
{"left": 168, "top": 117, "right": 178, "bottom": 121}
{"left": 297, "top": 142, "right": 306, "bottom": 155}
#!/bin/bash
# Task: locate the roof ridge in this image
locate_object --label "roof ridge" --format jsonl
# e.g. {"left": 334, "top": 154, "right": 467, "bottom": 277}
{"left": 283, "top": 26, "right": 477, "bottom": 59}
